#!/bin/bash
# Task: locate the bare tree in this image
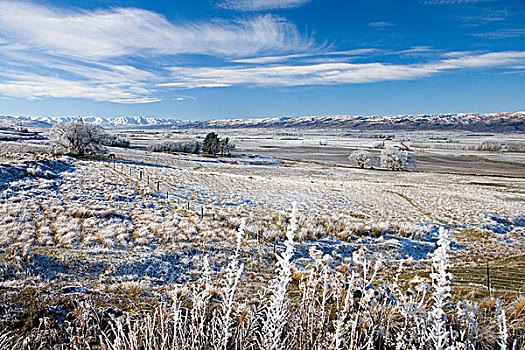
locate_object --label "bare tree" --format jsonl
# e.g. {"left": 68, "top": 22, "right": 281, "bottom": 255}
{"left": 380, "top": 147, "right": 416, "bottom": 171}
{"left": 349, "top": 150, "right": 373, "bottom": 168}
{"left": 51, "top": 119, "right": 107, "bottom": 156}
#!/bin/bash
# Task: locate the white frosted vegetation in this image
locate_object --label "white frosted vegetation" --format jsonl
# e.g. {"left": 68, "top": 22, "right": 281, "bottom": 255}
{"left": 25, "top": 220, "right": 518, "bottom": 349}
{"left": 0, "top": 152, "right": 523, "bottom": 262}
{"left": 0, "top": 151, "right": 524, "bottom": 348}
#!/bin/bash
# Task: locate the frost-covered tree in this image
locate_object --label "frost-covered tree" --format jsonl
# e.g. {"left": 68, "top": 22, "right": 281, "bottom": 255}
{"left": 349, "top": 150, "right": 373, "bottom": 168}
{"left": 51, "top": 119, "right": 107, "bottom": 156}
{"left": 380, "top": 147, "right": 416, "bottom": 171}
{"left": 219, "top": 137, "right": 235, "bottom": 156}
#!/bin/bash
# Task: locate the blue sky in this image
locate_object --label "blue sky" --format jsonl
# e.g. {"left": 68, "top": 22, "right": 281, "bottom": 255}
{"left": 0, "top": 0, "right": 524, "bottom": 120}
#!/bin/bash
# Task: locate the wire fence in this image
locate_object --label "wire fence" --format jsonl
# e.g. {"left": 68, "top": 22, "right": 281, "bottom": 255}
{"left": 448, "top": 263, "right": 525, "bottom": 295}
{"left": 103, "top": 155, "right": 525, "bottom": 296}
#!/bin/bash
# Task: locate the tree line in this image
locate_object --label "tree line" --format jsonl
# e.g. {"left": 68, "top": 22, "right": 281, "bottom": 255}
{"left": 51, "top": 120, "right": 234, "bottom": 157}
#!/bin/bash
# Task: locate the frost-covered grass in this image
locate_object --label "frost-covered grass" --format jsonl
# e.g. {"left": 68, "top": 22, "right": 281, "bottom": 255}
{"left": 1, "top": 215, "right": 524, "bottom": 349}
{"left": 0, "top": 148, "right": 524, "bottom": 348}
{"left": 1, "top": 150, "right": 523, "bottom": 258}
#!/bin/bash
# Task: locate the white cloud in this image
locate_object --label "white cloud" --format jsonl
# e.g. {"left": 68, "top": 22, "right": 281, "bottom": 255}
{"left": 218, "top": 0, "right": 311, "bottom": 11}
{"left": 0, "top": 1, "right": 314, "bottom": 58}
{"left": 0, "top": 50, "right": 162, "bottom": 103}
{"left": 161, "top": 63, "right": 438, "bottom": 88}
{"left": 160, "top": 51, "right": 525, "bottom": 88}
{"left": 0, "top": 74, "right": 160, "bottom": 103}
{"left": 368, "top": 22, "right": 393, "bottom": 27}
{"left": 232, "top": 49, "right": 379, "bottom": 64}
{"left": 400, "top": 46, "right": 436, "bottom": 54}
{"left": 173, "top": 96, "right": 197, "bottom": 101}
{"left": 0, "top": 1, "right": 315, "bottom": 103}
{"left": 435, "top": 51, "right": 525, "bottom": 69}
{"left": 470, "top": 29, "right": 525, "bottom": 39}
{"left": 423, "top": 0, "right": 492, "bottom": 4}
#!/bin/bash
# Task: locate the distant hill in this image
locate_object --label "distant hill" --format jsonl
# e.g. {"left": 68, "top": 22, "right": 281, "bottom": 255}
{"left": 171, "top": 112, "right": 524, "bottom": 132}
{"left": 1, "top": 112, "right": 523, "bottom": 132}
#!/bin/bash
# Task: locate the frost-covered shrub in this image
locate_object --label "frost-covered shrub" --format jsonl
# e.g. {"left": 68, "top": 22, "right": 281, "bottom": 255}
{"left": 429, "top": 227, "right": 453, "bottom": 349}
{"left": 505, "top": 142, "right": 525, "bottom": 153}
{"left": 259, "top": 203, "right": 297, "bottom": 350}
{"left": 147, "top": 140, "right": 201, "bottom": 154}
{"left": 380, "top": 147, "right": 416, "bottom": 171}
{"left": 348, "top": 150, "right": 373, "bottom": 168}
{"left": 100, "top": 134, "right": 130, "bottom": 148}
{"left": 477, "top": 141, "right": 502, "bottom": 152}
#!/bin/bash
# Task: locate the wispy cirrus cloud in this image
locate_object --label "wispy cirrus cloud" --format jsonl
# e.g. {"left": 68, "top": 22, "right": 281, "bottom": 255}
{"left": 0, "top": 73, "right": 161, "bottom": 104}
{"left": 470, "top": 29, "right": 525, "bottom": 39}
{"left": 160, "top": 51, "right": 525, "bottom": 88}
{"left": 0, "top": 2, "right": 314, "bottom": 59}
{"left": 0, "top": 1, "right": 315, "bottom": 103}
{"left": 232, "top": 49, "right": 379, "bottom": 64}
{"left": 217, "top": 0, "right": 311, "bottom": 11}
{"left": 368, "top": 21, "right": 393, "bottom": 27}
{"left": 173, "top": 96, "right": 197, "bottom": 101}
{"left": 0, "top": 1, "right": 522, "bottom": 106}
{"left": 162, "top": 63, "right": 436, "bottom": 88}
{"left": 423, "top": 0, "right": 493, "bottom": 4}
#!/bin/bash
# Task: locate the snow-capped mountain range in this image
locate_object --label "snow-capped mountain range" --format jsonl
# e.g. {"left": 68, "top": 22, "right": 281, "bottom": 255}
{"left": 1, "top": 112, "right": 523, "bottom": 132}
{"left": 0, "top": 115, "right": 176, "bottom": 128}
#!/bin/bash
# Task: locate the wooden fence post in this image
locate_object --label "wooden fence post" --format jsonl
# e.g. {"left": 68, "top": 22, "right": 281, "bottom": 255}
{"left": 487, "top": 262, "right": 491, "bottom": 295}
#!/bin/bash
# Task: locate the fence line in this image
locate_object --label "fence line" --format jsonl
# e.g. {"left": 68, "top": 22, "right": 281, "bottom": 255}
{"left": 449, "top": 263, "right": 525, "bottom": 294}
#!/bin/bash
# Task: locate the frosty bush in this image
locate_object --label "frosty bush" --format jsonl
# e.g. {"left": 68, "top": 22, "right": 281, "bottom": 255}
{"left": 147, "top": 140, "right": 201, "bottom": 154}
{"left": 51, "top": 119, "right": 107, "bottom": 156}
{"left": 477, "top": 141, "right": 502, "bottom": 152}
{"left": 100, "top": 134, "right": 130, "bottom": 148}
{"left": 349, "top": 150, "right": 373, "bottom": 168}
{"left": 2, "top": 203, "right": 524, "bottom": 349}
{"left": 380, "top": 147, "right": 416, "bottom": 171}
{"left": 429, "top": 227, "right": 453, "bottom": 349}
{"left": 477, "top": 141, "right": 525, "bottom": 153}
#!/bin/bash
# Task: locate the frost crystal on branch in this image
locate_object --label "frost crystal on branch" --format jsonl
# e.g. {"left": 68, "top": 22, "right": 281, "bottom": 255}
{"left": 259, "top": 201, "right": 297, "bottom": 350}
{"left": 429, "top": 227, "right": 454, "bottom": 350}
{"left": 217, "top": 218, "right": 245, "bottom": 350}
{"left": 51, "top": 119, "right": 107, "bottom": 156}
{"left": 496, "top": 299, "right": 508, "bottom": 350}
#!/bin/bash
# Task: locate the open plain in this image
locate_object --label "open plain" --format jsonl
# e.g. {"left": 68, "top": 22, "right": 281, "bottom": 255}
{"left": 0, "top": 122, "right": 524, "bottom": 348}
